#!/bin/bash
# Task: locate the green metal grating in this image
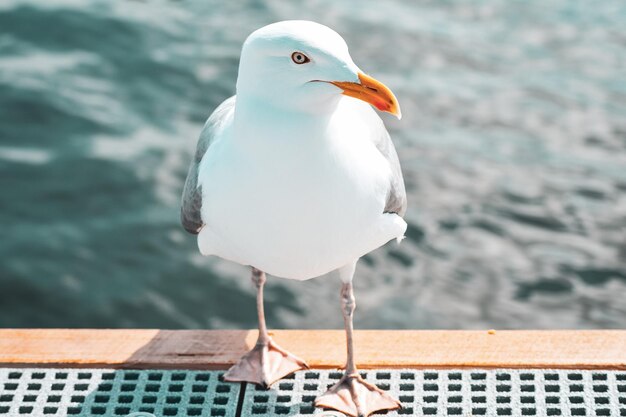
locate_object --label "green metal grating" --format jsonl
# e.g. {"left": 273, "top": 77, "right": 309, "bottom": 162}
{"left": 0, "top": 369, "right": 238, "bottom": 417}
{"left": 240, "top": 369, "right": 626, "bottom": 417}
{"left": 1, "top": 368, "right": 625, "bottom": 416}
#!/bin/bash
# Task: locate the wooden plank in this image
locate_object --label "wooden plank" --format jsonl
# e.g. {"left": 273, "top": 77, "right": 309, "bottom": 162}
{"left": 0, "top": 329, "right": 624, "bottom": 370}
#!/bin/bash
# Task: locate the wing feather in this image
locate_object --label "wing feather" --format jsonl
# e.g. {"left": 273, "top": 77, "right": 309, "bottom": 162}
{"left": 180, "top": 96, "right": 236, "bottom": 234}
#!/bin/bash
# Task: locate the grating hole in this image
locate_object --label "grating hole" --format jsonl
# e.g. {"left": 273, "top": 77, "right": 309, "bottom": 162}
{"left": 471, "top": 373, "right": 486, "bottom": 380}
{"left": 569, "top": 384, "right": 584, "bottom": 392}
{"left": 305, "top": 372, "right": 319, "bottom": 380}
{"left": 55, "top": 372, "right": 68, "bottom": 379}
{"left": 303, "top": 383, "right": 317, "bottom": 391}
{"left": 118, "top": 394, "right": 133, "bottom": 403}
{"left": 496, "top": 384, "right": 511, "bottom": 392}
{"left": 546, "top": 396, "right": 560, "bottom": 404}
{"left": 276, "top": 395, "right": 291, "bottom": 403}
{"left": 8, "top": 372, "right": 21, "bottom": 379}
{"left": 547, "top": 408, "right": 562, "bottom": 416}
{"left": 521, "top": 396, "right": 535, "bottom": 404}
{"left": 377, "top": 372, "right": 391, "bottom": 380}
{"left": 71, "top": 395, "right": 84, "bottom": 403}
{"left": 171, "top": 372, "right": 186, "bottom": 381}
{"left": 163, "top": 407, "right": 177, "bottom": 416}
{"left": 497, "top": 396, "right": 511, "bottom": 403}
{"left": 211, "top": 409, "right": 226, "bottom": 417}
{"left": 448, "top": 407, "right": 462, "bottom": 415}
{"left": 213, "top": 396, "right": 228, "bottom": 405}
{"left": 32, "top": 372, "right": 45, "bottom": 380}
{"left": 545, "top": 373, "right": 559, "bottom": 381}
{"left": 140, "top": 407, "right": 154, "bottom": 414}
{"left": 19, "top": 406, "right": 34, "bottom": 413}
{"left": 254, "top": 395, "right": 269, "bottom": 403}
{"left": 149, "top": 372, "right": 163, "bottom": 381}
{"left": 51, "top": 383, "right": 64, "bottom": 391}
{"left": 91, "top": 406, "right": 106, "bottom": 415}
{"left": 424, "top": 372, "right": 439, "bottom": 380}
{"left": 23, "top": 395, "right": 37, "bottom": 402}
{"left": 43, "top": 406, "right": 58, "bottom": 414}
{"left": 78, "top": 372, "right": 91, "bottom": 380}
{"left": 27, "top": 383, "right": 41, "bottom": 390}
{"left": 4, "top": 383, "right": 17, "bottom": 390}
{"left": 302, "top": 395, "right": 315, "bottom": 403}
{"left": 166, "top": 395, "right": 181, "bottom": 404}
{"left": 102, "top": 373, "right": 115, "bottom": 380}
{"left": 496, "top": 373, "right": 511, "bottom": 381}
{"left": 74, "top": 383, "right": 89, "bottom": 391}
{"left": 569, "top": 396, "right": 584, "bottom": 404}
{"left": 520, "top": 373, "right": 535, "bottom": 381}
{"left": 0, "top": 395, "right": 12, "bottom": 402}
{"left": 593, "top": 384, "right": 608, "bottom": 392}
{"left": 275, "top": 405, "right": 290, "bottom": 414}
{"left": 472, "top": 396, "right": 486, "bottom": 403}
{"left": 47, "top": 395, "right": 61, "bottom": 403}
{"left": 98, "top": 383, "right": 113, "bottom": 391}
{"left": 194, "top": 373, "right": 210, "bottom": 381}
{"left": 398, "top": 407, "right": 413, "bottom": 414}
{"left": 593, "top": 373, "right": 608, "bottom": 381}
{"left": 568, "top": 373, "right": 583, "bottom": 381}
{"left": 616, "top": 374, "right": 626, "bottom": 381}
{"left": 448, "top": 373, "right": 462, "bottom": 380}
{"left": 115, "top": 407, "right": 130, "bottom": 415}
{"left": 400, "top": 372, "right": 414, "bottom": 380}
{"left": 619, "top": 385, "right": 626, "bottom": 393}
{"left": 522, "top": 408, "right": 537, "bottom": 415}
{"left": 251, "top": 405, "right": 267, "bottom": 414}
{"left": 378, "top": 383, "right": 390, "bottom": 391}
{"left": 94, "top": 395, "right": 109, "bottom": 403}
{"left": 193, "top": 384, "right": 208, "bottom": 393}
{"left": 424, "top": 383, "right": 438, "bottom": 391}
{"left": 190, "top": 395, "right": 204, "bottom": 405}
{"left": 471, "top": 384, "right": 486, "bottom": 392}
{"left": 545, "top": 384, "right": 560, "bottom": 392}
{"left": 280, "top": 382, "right": 295, "bottom": 391}
{"left": 595, "top": 397, "right": 609, "bottom": 404}
{"left": 300, "top": 405, "right": 314, "bottom": 414}
{"left": 596, "top": 409, "right": 610, "bottom": 416}
{"left": 67, "top": 407, "right": 81, "bottom": 415}
{"left": 571, "top": 408, "right": 586, "bottom": 416}
{"left": 142, "top": 396, "right": 157, "bottom": 404}
{"left": 168, "top": 383, "right": 183, "bottom": 392}
{"left": 423, "top": 407, "right": 437, "bottom": 415}
{"left": 329, "top": 372, "right": 342, "bottom": 379}
{"left": 448, "top": 395, "right": 462, "bottom": 403}
{"left": 400, "top": 383, "right": 414, "bottom": 391}
{"left": 187, "top": 408, "right": 202, "bottom": 416}
{"left": 399, "top": 395, "right": 414, "bottom": 402}
{"left": 473, "top": 408, "right": 487, "bottom": 415}
{"left": 521, "top": 384, "right": 535, "bottom": 392}
{"left": 497, "top": 408, "right": 512, "bottom": 415}
{"left": 423, "top": 395, "right": 438, "bottom": 403}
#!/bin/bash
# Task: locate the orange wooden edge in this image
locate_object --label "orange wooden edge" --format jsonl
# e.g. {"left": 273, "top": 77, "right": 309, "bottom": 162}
{"left": 0, "top": 329, "right": 624, "bottom": 370}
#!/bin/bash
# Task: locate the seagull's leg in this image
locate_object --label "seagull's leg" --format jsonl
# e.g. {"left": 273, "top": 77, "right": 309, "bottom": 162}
{"left": 315, "top": 262, "right": 401, "bottom": 417}
{"left": 223, "top": 267, "right": 308, "bottom": 388}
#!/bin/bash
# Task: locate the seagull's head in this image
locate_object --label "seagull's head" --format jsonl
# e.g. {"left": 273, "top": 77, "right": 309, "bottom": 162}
{"left": 236, "top": 20, "right": 401, "bottom": 119}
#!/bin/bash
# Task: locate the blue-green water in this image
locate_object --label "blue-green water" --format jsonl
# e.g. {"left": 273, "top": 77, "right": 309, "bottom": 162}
{"left": 1, "top": 0, "right": 625, "bottom": 330}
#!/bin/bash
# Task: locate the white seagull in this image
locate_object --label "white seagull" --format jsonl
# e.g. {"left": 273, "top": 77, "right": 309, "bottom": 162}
{"left": 181, "top": 21, "right": 407, "bottom": 417}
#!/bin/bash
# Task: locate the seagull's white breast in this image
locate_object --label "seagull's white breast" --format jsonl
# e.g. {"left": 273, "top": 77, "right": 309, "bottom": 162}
{"left": 197, "top": 98, "right": 406, "bottom": 280}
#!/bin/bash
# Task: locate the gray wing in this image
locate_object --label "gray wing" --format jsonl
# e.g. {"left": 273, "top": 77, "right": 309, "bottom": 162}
{"left": 372, "top": 125, "right": 407, "bottom": 216}
{"left": 181, "top": 96, "right": 236, "bottom": 234}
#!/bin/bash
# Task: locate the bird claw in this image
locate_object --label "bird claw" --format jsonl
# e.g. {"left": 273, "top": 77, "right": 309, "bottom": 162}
{"left": 315, "top": 372, "right": 401, "bottom": 417}
{"left": 223, "top": 338, "right": 308, "bottom": 388}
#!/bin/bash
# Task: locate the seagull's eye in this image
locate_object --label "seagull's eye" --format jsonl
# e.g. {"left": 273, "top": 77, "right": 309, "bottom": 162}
{"left": 291, "top": 52, "right": 310, "bottom": 65}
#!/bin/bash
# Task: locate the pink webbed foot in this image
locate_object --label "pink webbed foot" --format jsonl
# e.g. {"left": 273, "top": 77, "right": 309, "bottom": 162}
{"left": 315, "top": 372, "right": 401, "bottom": 417}
{"left": 223, "top": 338, "right": 308, "bottom": 388}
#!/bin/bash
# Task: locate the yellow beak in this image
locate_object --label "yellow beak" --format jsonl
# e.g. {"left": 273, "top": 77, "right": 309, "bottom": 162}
{"left": 331, "top": 73, "right": 401, "bottom": 119}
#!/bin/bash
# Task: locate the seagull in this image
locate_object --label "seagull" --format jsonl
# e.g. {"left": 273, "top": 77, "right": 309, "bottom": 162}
{"left": 181, "top": 20, "right": 407, "bottom": 417}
